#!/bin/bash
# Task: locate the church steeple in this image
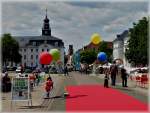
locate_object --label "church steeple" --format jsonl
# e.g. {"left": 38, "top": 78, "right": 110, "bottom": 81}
{"left": 42, "top": 9, "right": 51, "bottom": 36}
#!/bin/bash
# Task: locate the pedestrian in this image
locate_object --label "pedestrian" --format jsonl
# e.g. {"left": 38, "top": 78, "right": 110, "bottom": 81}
{"left": 29, "top": 72, "right": 36, "bottom": 91}
{"left": 64, "top": 65, "right": 69, "bottom": 76}
{"left": 2, "top": 72, "right": 11, "bottom": 92}
{"left": 45, "top": 76, "right": 53, "bottom": 98}
{"left": 104, "top": 68, "right": 109, "bottom": 88}
{"left": 35, "top": 72, "right": 40, "bottom": 86}
{"left": 120, "top": 66, "right": 128, "bottom": 87}
{"left": 110, "top": 61, "right": 118, "bottom": 86}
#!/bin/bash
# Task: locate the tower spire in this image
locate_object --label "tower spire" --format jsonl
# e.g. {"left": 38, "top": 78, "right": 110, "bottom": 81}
{"left": 46, "top": 8, "right": 47, "bottom": 18}
{"left": 42, "top": 9, "right": 51, "bottom": 36}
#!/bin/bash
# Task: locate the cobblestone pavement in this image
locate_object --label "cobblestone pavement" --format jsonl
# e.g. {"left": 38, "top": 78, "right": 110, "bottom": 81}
{"left": 1, "top": 71, "right": 149, "bottom": 112}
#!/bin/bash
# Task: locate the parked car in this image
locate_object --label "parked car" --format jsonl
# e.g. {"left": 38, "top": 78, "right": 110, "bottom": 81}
{"left": 16, "top": 67, "right": 21, "bottom": 72}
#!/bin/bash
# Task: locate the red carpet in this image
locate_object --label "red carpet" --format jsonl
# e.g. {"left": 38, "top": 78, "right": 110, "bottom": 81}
{"left": 66, "top": 85, "right": 148, "bottom": 112}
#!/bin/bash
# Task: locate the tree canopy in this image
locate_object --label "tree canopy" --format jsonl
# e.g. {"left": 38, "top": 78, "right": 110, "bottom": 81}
{"left": 125, "top": 17, "right": 148, "bottom": 66}
{"left": 79, "top": 41, "right": 113, "bottom": 64}
{"left": 98, "top": 41, "right": 113, "bottom": 62}
{"left": 80, "top": 49, "right": 97, "bottom": 64}
{"left": 2, "top": 33, "right": 22, "bottom": 66}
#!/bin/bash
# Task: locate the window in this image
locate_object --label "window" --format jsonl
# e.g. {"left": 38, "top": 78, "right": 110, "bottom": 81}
{"left": 36, "top": 55, "right": 38, "bottom": 59}
{"left": 31, "top": 49, "right": 33, "bottom": 52}
{"left": 31, "top": 55, "right": 33, "bottom": 59}
{"left": 31, "top": 62, "right": 33, "bottom": 67}
{"left": 24, "top": 63, "right": 26, "bottom": 67}
{"left": 24, "top": 49, "right": 26, "bottom": 52}
{"left": 47, "top": 49, "right": 49, "bottom": 52}
{"left": 55, "top": 42, "right": 58, "bottom": 47}
{"left": 42, "top": 49, "right": 44, "bottom": 52}
{"left": 33, "top": 42, "right": 36, "bottom": 46}
{"left": 45, "top": 31, "right": 48, "bottom": 34}
{"left": 36, "top": 49, "right": 38, "bottom": 52}
{"left": 24, "top": 55, "right": 26, "bottom": 60}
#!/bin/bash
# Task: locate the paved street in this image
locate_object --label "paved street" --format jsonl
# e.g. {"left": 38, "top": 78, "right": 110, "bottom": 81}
{"left": 1, "top": 71, "right": 149, "bottom": 112}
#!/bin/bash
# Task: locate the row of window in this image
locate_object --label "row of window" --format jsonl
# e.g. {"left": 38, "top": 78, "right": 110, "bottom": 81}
{"left": 23, "top": 55, "right": 38, "bottom": 60}
{"left": 20, "top": 48, "right": 50, "bottom": 52}
{"left": 24, "top": 62, "right": 38, "bottom": 67}
{"left": 31, "top": 41, "right": 59, "bottom": 46}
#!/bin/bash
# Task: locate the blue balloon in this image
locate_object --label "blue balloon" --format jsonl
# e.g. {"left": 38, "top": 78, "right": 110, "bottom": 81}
{"left": 97, "top": 52, "right": 107, "bottom": 62}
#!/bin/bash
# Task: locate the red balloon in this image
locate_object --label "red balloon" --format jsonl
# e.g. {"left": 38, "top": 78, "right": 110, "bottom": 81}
{"left": 39, "top": 52, "right": 53, "bottom": 65}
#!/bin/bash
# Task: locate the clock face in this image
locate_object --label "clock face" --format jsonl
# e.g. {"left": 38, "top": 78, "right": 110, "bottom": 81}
{"left": 45, "top": 31, "right": 48, "bottom": 34}
{"left": 45, "top": 25, "right": 49, "bottom": 29}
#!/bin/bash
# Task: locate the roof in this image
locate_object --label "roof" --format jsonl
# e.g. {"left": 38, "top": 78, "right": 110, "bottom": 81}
{"left": 113, "top": 30, "right": 129, "bottom": 42}
{"left": 13, "top": 35, "right": 64, "bottom": 47}
{"left": 13, "top": 35, "right": 62, "bottom": 41}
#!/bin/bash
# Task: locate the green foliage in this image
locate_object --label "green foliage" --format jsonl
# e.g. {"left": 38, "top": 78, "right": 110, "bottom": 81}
{"left": 98, "top": 41, "right": 113, "bottom": 62}
{"left": 80, "top": 49, "right": 97, "bottom": 64}
{"left": 125, "top": 17, "right": 148, "bottom": 66}
{"left": 2, "top": 33, "right": 22, "bottom": 65}
{"left": 79, "top": 41, "right": 113, "bottom": 64}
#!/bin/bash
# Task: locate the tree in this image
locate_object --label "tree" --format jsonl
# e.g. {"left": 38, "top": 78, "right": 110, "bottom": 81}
{"left": 2, "top": 33, "right": 22, "bottom": 66}
{"left": 98, "top": 41, "right": 113, "bottom": 62}
{"left": 125, "top": 17, "right": 148, "bottom": 66}
{"left": 80, "top": 49, "right": 97, "bottom": 64}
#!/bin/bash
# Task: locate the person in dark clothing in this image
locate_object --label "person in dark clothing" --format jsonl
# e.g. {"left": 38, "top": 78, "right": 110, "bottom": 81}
{"left": 64, "top": 65, "right": 69, "bottom": 76}
{"left": 35, "top": 72, "right": 40, "bottom": 86}
{"left": 104, "top": 68, "right": 109, "bottom": 88}
{"left": 110, "top": 61, "right": 118, "bottom": 86}
{"left": 99, "top": 67, "right": 103, "bottom": 74}
{"left": 121, "top": 67, "right": 128, "bottom": 87}
{"left": 2, "top": 72, "right": 11, "bottom": 92}
{"left": 104, "top": 75, "right": 109, "bottom": 88}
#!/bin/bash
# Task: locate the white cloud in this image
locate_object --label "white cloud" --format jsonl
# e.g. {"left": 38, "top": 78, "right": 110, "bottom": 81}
{"left": 1, "top": 1, "right": 148, "bottom": 51}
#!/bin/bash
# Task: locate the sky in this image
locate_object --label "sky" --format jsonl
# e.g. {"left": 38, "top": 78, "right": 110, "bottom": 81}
{"left": 1, "top": 0, "right": 148, "bottom": 51}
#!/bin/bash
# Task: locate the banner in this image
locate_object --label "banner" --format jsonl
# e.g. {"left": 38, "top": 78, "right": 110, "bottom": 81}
{"left": 11, "top": 77, "right": 30, "bottom": 101}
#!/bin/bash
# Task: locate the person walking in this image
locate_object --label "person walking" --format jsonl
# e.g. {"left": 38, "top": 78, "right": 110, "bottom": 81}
{"left": 45, "top": 76, "right": 53, "bottom": 98}
{"left": 120, "top": 66, "right": 128, "bottom": 87}
{"left": 35, "top": 72, "right": 40, "bottom": 86}
{"left": 110, "top": 61, "right": 118, "bottom": 86}
{"left": 64, "top": 65, "right": 69, "bottom": 76}
{"left": 104, "top": 68, "right": 109, "bottom": 88}
{"left": 2, "top": 72, "right": 11, "bottom": 92}
{"left": 29, "top": 72, "right": 36, "bottom": 91}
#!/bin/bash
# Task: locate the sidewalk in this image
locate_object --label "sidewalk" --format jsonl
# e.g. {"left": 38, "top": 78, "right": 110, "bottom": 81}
{"left": 1, "top": 74, "right": 64, "bottom": 112}
{"left": 93, "top": 74, "right": 149, "bottom": 98}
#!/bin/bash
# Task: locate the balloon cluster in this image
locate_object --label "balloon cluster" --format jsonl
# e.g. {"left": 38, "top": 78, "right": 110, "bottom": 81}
{"left": 39, "top": 49, "right": 60, "bottom": 65}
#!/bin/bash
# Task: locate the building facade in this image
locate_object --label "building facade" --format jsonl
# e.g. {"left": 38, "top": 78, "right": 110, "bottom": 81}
{"left": 113, "top": 30, "right": 130, "bottom": 67}
{"left": 13, "top": 10, "right": 64, "bottom": 68}
{"left": 83, "top": 41, "right": 113, "bottom": 51}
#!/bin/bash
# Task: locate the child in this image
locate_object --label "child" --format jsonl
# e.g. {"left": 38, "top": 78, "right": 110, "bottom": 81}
{"left": 45, "top": 76, "right": 53, "bottom": 98}
{"left": 104, "top": 68, "right": 109, "bottom": 88}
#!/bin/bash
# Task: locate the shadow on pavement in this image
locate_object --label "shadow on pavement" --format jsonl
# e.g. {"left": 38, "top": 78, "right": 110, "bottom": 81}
{"left": 66, "top": 94, "right": 88, "bottom": 99}
{"left": 113, "top": 87, "right": 133, "bottom": 91}
{"left": 18, "top": 105, "right": 48, "bottom": 109}
{"left": 50, "top": 95, "right": 64, "bottom": 99}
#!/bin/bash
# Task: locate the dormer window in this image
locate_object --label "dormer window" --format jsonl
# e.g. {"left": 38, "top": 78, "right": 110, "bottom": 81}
{"left": 33, "top": 42, "right": 36, "bottom": 46}
{"left": 55, "top": 42, "right": 58, "bottom": 47}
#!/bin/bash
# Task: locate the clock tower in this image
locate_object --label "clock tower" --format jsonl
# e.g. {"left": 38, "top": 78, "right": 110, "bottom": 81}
{"left": 42, "top": 9, "right": 51, "bottom": 36}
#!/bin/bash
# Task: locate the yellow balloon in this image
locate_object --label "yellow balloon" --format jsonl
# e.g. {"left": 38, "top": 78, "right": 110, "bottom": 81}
{"left": 91, "top": 33, "right": 102, "bottom": 44}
